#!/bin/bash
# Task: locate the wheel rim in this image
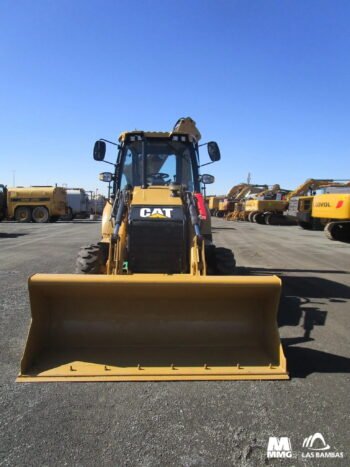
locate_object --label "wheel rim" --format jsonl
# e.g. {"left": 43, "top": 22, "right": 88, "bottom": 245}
{"left": 17, "top": 209, "right": 29, "bottom": 221}
{"left": 33, "top": 207, "right": 48, "bottom": 222}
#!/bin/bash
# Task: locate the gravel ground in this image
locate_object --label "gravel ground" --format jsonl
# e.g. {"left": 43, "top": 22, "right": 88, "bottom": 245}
{"left": 0, "top": 218, "right": 349, "bottom": 466}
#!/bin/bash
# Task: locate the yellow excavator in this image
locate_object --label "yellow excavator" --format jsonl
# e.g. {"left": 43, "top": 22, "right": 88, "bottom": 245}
{"left": 243, "top": 185, "right": 290, "bottom": 224}
{"left": 297, "top": 182, "right": 350, "bottom": 241}
{"left": 285, "top": 178, "right": 335, "bottom": 227}
{"left": 17, "top": 118, "right": 287, "bottom": 382}
{"left": 207, "top": 184, "right": 249, "bottom": 218}
{"left": 215, "top": 183, "right": 250, "bottom": 218}
{"left": 225, "top": 184, "right": 269, "bottom": 221}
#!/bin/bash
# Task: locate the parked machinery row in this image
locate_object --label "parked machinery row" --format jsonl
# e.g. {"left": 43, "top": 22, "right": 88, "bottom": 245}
{"left": 241, "top": 179, "right": 350, "bottom": 242}
{"left": 207, "top": 178, "right": 350, "bottom": 242}
{"left": 207, "top": 184, "right": 269, "bottom": 219}
{"left": 296, "top": 182, "right": 350, "bottom": 241}
{"left": 237, "top": 179, "right": 338, "bottom": 225}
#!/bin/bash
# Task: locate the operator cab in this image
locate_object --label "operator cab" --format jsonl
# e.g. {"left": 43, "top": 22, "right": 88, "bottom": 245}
{"left": 94, "top": 128, "right": 220, "bottom": 197}
{"left": 118, "top": 136, "right": 199, "bottom": 192}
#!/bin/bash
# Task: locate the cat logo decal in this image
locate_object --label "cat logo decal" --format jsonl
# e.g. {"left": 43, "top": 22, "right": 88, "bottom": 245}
{"left": 140, "top": 208, "right": 173, "bottom": 219}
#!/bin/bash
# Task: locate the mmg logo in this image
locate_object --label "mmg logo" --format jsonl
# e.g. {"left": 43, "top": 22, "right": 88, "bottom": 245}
{"left": 267, "top": 437, "right": 293, "bottom": 458}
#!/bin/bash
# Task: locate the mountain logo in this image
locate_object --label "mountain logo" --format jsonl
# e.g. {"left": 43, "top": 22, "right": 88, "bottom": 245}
{"left": 302, "top": 433, "right": 330, "bottom": 451}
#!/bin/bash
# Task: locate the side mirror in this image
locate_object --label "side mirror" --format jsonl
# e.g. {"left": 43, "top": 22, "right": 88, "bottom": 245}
{"left": 207, "top": 142, "right": 221, "bottom": 162}
{"left": 93, "top": 140, "right": 106, "bottom": 161}
{"left": 201, "top": 174, "right": 215, "bottom": 185}
{"left": 99, "top": 172, "right": 113, "bottom": 183}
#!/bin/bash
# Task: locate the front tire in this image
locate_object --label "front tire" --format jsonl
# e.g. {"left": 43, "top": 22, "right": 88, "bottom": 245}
{"left": 325, "top": 222, "right": 350, "bottom": 242}
{"left": 206, "top": 246, "right": 236, "bottom": 275}
{"left": 75, "top": 243, "right": 109, "bottom": 274}
{"left": 252, "top": 212, "right": 265, "bottom": 224}
{"left": 15, "top": 206, "right": 31, "bottom": 223}
{"left": 215, "top": 247, "right": 236, "bottom": 274}
{"left": 248, "top": 211, "right": 257, "bottom": 222}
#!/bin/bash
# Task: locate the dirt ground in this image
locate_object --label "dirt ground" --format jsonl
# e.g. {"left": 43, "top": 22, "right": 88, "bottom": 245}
{"left": 0, "top": 218, "right": 349, "bottom": 466}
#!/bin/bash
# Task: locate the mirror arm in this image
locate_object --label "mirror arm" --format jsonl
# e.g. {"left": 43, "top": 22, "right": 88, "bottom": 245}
{"left": 199, "top": 161, "right": 215, "bottom": 168}
{"left": 100, "top": 138, "right": 119, "bottom": 147}
{"left": 100, "top": 160, "right": 117, "bottom": 167}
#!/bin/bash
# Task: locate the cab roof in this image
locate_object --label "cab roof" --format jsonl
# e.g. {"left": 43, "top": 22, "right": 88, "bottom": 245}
{"left": 118, "top": 117, "right": 202, "bottom": 144}
{"left": 118, "top": 130, "right": 199, "bottom": 144}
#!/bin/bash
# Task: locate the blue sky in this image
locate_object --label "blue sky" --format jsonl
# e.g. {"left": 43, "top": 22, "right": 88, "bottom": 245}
{"left": 0, "top": 0, "right": 349, "bottom": 196}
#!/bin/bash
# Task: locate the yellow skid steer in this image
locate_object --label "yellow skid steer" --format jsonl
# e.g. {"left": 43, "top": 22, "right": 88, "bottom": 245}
{"left": 18, "top": 118, "right": 288, "bottom": 382}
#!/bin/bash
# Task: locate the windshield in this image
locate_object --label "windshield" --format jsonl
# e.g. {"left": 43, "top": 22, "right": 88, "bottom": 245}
{"left": 119, "top": 139, "right": 197, "bottom": 191}
{"left": 315, "top": 186, "right": 350, "bottom": 195}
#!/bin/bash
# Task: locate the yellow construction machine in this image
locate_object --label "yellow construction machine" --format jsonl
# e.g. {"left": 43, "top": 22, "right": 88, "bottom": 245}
{"left": 217, "top": 183, "right": 251, "bottom": 218}
{"left": 18, "top": 118, "right": 287, "bottom": 382}
{"left": 0, "top": 185, "right": 67, "bottom": 223}
{"left": 297, "top": 183, "right": 350, "bottom": 241}
{"left": 243, "top": 185, "right": 290, "bottom": 225}
{"left": 244, "top": 179, "right": 337, "bottom": 226}
{"left": 207, "top": 194, "right": 226, "bottom": 216}
{"left": 0, "top": 184, "right": 6, "bottom": 221}
{"left": 285, "top": 178, "right": 335, "bottom": 227}
{"left": 225, "top": 184, "right": 268, "bottom": 221}
{"left": 207, "top": 184, "right": 249, "bottom": 218}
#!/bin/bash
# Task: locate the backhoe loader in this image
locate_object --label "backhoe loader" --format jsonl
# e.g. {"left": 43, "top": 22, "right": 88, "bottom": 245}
{"left": 18, "top": 118, "right": 287, "bottom": 382}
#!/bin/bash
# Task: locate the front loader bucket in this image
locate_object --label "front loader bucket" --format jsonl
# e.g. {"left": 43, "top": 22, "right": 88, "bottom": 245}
{"left": 17, "top": 274, "right": 288, "bottom": 382}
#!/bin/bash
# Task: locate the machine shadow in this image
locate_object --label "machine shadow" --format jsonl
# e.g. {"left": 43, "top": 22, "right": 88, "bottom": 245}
{"left": 0, "top": 232, "right": 28, "bottom": 238}
{"left": 283, "top": 338, "right": 350, "bottom": 377}
{"left": 235, "top": 265, "right": 350, "bottom": 377}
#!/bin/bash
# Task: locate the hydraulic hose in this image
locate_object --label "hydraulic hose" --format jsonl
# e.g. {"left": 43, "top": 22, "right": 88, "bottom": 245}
{"left": 112, "top": 191, "right": 125, "bottom": 241}
{"left": 186, "top": 192, "right": 202, "bottom": 239}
